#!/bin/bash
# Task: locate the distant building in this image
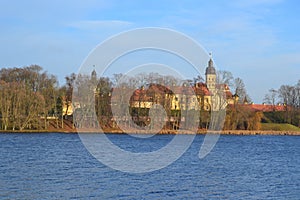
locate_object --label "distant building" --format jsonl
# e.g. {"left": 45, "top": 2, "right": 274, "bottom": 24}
{"left": 68, "top": 56, "right": 290, "bottom": 130}
{"left": 128, "top": 56, "right": 235, "bottom": 112}
{"left": 69, "top": 56, "right": 239, "bottom": 121}
{"left": 62, "top": 96, "right": 73, "bottom": 116}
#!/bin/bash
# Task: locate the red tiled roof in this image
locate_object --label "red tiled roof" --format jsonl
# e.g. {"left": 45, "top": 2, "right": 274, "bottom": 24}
{"left": 110, "top": 82, "right": 235, "bottom": 103}
{"left": 170, "top": 86, "right": 195, "bottom": 95}
{"left": 240, "top": 104, "right": 287, "bottom": 112}
{"left": 225, "top": 90, "right": 233, "bottom": 99}
{"left": 129, "top": 84, "right": 174, "bottom": 102}
{"left": 147, "top": 84, "right": 173, "bottom": 97}
{"left": 193, "top": 82, "right": 211, "bottom": 96}
{"left": 131, "top": 89, "right": 152, "bottom": 101}
{"left": 215, "top": 84, "right": 233, "bottom": 98}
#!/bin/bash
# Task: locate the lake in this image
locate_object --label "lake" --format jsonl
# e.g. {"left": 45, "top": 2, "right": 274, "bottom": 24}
{"left": 0, "top": 133, "right": 299, "bottom": 199}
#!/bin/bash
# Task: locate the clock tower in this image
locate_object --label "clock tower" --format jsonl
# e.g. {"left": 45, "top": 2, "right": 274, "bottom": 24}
{"left": 205, "top": 54, "right": 216, "bottom": 94}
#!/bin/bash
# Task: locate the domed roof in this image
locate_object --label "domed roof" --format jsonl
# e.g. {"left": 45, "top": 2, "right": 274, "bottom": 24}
{"left": 205, "top": 58, "right": 216, "bottom": 75}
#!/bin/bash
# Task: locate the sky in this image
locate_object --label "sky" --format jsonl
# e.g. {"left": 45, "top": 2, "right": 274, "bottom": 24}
{"left": 0, "top": 0, "right": 299, "bottom": 103}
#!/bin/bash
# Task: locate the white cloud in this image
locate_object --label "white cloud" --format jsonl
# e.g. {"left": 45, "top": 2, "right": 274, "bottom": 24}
{"left": 69, "top": 20, "right": 133, "bottom": 30}
{"left": 207, "top": 16, "right": 278, "bottom": 55}
{"left": 210, "top": 17, "right": 251, "bottom": 34}
{"left": 233, "top": 0, "right": 284, "bottom": 8}
{"left": 0, "top": 0, "right": 111, "bottom": 20}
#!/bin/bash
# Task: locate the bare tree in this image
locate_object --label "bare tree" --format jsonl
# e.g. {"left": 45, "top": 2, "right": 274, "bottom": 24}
{"left": 278, "top": 85, "right": 295, "bottom": 106}
{"left": 0, "top": 65, "right": 60, "bottom": 130}
{"left": 278, "top": 84, "right": 297, "bottom": 124}
{"left": 64, "top": 73, "right": 76, "bottom": 117}
{"left": 0, "top": 81, "right": 11, "bottom": 130}
{"left": 217, "top": 70, "right": 234, "bottom": 86}
{"left": 234, "top": 77, "right": 251, "bottom": 103}
{"left": 297, "top": 80, "right": 300, "bottom": 108}
{"left": 193, "top": 75, "right": 204, "bottom": 85}
{"left": 264, "top": 88, "right": 278, "bottom": 106}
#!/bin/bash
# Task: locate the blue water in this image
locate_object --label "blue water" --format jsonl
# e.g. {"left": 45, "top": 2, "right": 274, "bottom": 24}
{"left": 0, "top": 133, "right": 299, "bottom": 199}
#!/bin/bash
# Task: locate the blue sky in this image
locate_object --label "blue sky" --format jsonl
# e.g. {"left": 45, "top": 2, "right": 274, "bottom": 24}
{"left": 0, "top": 0, "right": 299, "bottom": 103}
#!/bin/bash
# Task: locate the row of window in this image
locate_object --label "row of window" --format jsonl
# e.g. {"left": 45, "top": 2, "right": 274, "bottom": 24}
{"left": 174, "top": 96, "right": 210, "bottom": 103}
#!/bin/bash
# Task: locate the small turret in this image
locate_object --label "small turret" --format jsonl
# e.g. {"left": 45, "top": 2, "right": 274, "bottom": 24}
{"left": 243, "top": 96, "right": 249, "bottom": 105}
{"left": 91, "top": 68, "right": 97, "bottom": 80}
{"left": 91, "top": 65, "right": 97, "bottom": 83}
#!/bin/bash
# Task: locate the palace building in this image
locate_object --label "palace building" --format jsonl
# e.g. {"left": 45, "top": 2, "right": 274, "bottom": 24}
{"left": 68, "top": 57, "right": 236, "bottom": 120}
{"left": 127, "top": 56, "right": 235, "bottom": 112}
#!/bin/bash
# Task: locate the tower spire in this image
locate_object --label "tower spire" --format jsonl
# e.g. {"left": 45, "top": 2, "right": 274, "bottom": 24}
{"left": 91, "top": 65, "right": 97, "bottom": 80}
{"left": 205, "top": 51, "right": 216, "bottom": 95}
{"left": 208, "top": 52, "right": 214, "bottom": 68}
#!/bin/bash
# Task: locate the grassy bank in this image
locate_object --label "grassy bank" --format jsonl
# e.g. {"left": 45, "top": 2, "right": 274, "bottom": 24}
{"left": 261, "top": 123, "right": 300, "bottom": 132}
{"left": 1, "top": 128, "right": 300, "bottom": 135}
{"left": 0, "top": 122, "right": 300, "bottom": 135}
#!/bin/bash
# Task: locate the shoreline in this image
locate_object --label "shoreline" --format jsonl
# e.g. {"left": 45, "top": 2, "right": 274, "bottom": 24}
{"left": 0, "top": 129, "right": 300, "bottom": 136}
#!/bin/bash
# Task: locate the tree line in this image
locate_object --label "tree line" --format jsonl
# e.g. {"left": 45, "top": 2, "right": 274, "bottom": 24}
{"left": 0, "top": 65, "right": 64, "bottom": 130}
{"left": 2, "top": 64, "right": 292, "bottom": 131}
{"left": 264, "top": 80, "right": 300, "bottom": 126}
{"left": 72, "top": 70, "right": 257, "bottom": 131}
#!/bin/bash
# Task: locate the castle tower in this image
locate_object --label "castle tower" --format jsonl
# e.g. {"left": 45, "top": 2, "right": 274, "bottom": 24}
{"left": 205, "top": 53, "right": 216, "bottom": 94}
{"left": 91, "top": 66, "right": 97, "bottom": 82}
{"left": 91, "top": 66, "right": 98, "bottom": 94}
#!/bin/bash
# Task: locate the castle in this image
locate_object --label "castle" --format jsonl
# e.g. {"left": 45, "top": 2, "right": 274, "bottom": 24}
{"left": 67, "top": 56, "right": 236, "bottom": 118}
{"left": 66, "top": 56, "right": 289, "bottom": 130}
{"left": 114, "top": 56, "right": 235, "bottom": 112}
